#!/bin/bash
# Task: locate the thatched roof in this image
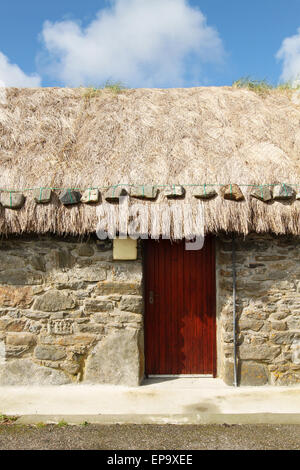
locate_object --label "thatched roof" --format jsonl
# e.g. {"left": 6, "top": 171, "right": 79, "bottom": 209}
{"left": 0, "top": 86, "right": 299, "bottom": 237}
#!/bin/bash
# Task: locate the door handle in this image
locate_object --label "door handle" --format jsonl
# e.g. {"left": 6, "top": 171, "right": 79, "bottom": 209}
{"left": 149, "top": 291, "right": 154, "bottom": 304}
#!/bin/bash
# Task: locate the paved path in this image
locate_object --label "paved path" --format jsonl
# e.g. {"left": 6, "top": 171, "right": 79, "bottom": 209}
{"left": 0, "top": 424, "right": 299, "bottom": 450}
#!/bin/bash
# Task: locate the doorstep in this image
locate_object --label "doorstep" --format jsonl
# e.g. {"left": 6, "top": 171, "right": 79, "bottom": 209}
{"left": 0, "top": 378, "right": 300, "bottom": 425}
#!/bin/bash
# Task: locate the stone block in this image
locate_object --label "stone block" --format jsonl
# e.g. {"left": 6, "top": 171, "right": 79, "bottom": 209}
{"left": 35, "top": 345, "right": 66, "bottom": 361}
{"left": 239, "top": 362, "right": 268, "bottom": 385}
{"left": 40, "top": 333, "right": 96, "bottom": 347}
{"left": 6, "top": 332, "right": 36, "bottom": 346}
{"left": 47, "top": 320, "right": 74, "bottom": 335}
{"left": 286, "top": 316, "right": 300, "bottom": 330}
{"left": 0, "top": 286, "right": 33, "bottom": 308}
{"left": 77, "top": 244, "right": 94, "bottom": 257}
{"left": 84, "top": 328, "right": 143, "bottom": 386}
{"left": 81, "top": 189, "right": 99, "bottom": 203}
{"left": 0, "top": 359, "right": 70, "bottom": 385}
{"left": 33, "top": 188, "right": 52, "bottom": 204}
{"left": 164, "top": 185, "right": 185, "bottom": 198}
{"left": 96, "top": 281, "right": 142, "bottom": 296}
{"left": 0, "top": 270, "right": 43, "bottom": 286}
{"left": 59, "top": 190, "right": 81, "bottom": 205}
{"left": 238, "top": 319, "right": 264, "bottom": 332}
{"left": 238, "top": 343, "right": 281, "bottom": 361}
{"left": 193, "top": 186, "right": 217, "bottom": 199}
{"left": 271, "top": 331, "right": 300, "bottom": 345}
{"left": 0, "top": 192, "right": 25, "bottom": 209}
{"left": 130, "top": 185, "right": 158, "bottom": 199}
{"left": 84, "top": 298, "right": 114, "bottom": 313}
{"left": 273, "top": 184, "right": 295, "bottom": 200}
{"left": 105, "top": 186, "right": 128, "bottom": 202}
{"left": 251, "top": 186, "right": 273, "bottom": 202}
{"left": 75, "top": 267, "right": 107, "bottom": 282}
{"left": 119, "top": 295, "right": 143, "bottom": 313}
{"left": 223, "top": 360, "right": 268, "bottom": 385}
{"left": 33, "top": 290, "right": 76, "bottom": 312}
{"left": 221, "top": 184, "right": 244, "bottom": 201}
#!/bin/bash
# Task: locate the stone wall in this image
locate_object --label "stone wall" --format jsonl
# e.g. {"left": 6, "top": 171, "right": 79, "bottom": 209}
{"left": 1, "top": 233, "right": 299, "bottom": 387}
{"left": 0, "top": 236, "right": 144, "bottom": 386}
{"left": 217, "top": 234, "right": 300, "bottom": 385}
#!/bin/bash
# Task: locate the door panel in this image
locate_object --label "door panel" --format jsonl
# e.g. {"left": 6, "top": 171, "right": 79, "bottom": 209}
{"left": 144, "top": 238, "right": 216, "bottom": 375}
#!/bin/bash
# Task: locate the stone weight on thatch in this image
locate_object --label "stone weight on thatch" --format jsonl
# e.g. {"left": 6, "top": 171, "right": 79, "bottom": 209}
{"left": 251, "top": 186, "right": 273, "bottom": 202}
{"left": 164, "top": 185, "right": 185, "bottom": 198}
{"left": 0, "top": 192, "right": 25, "bottom": 209}
{"left": 105, "top": 186, "right": 128, "bottom": 202}
{"left": 60, "top": 190, "right": 81, "bottom": 205}
{"left": 33, "top": 188, "right": 52, "bottom": 204}
{"left": 273, "top": 184, "right": 295, "bottom": 201}
{"left": 221, "top": 184, "right": 244, "bottom": 201}
{"left": 81, "top": 189, "right": 100, "bottom": 203}
{"left": 193, "top": 185, "right": 217, "bottom": 199}
{"left": 130, "top": 185, "right": 158, "bottom": 200}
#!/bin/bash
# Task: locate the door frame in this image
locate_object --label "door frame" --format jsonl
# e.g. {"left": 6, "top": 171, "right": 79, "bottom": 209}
{"left": 142, "top": 237, "right": 217, "bottom": 378}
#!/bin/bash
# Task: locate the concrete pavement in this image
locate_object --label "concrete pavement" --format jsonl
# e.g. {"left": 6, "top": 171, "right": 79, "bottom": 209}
{"left": 0, "top": 378, "right": 300, "bottom": 425}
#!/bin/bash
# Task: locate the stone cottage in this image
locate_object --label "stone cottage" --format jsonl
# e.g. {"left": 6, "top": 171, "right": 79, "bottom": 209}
{"left": 0, "top": 86, "right": 299, "bottom": 387}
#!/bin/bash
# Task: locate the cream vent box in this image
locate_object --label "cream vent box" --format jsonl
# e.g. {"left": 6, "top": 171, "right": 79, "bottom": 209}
{"left": 113, "top": 238, "right": 137, "bottom": 260}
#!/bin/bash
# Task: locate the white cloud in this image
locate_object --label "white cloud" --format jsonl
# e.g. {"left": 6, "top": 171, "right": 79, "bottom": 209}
{"left": 0, "top": 51, "right": 41, "bottom": 87}
{"left": 277, "top": 28, "right": 300, "bottom": 85}
{"left": 40, "top": 0, "right": 224, "bottom": 87}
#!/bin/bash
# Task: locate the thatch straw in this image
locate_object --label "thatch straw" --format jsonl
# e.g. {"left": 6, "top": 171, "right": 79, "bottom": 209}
{"left": 0, "top": 86, "right": 299, "bottom": 237}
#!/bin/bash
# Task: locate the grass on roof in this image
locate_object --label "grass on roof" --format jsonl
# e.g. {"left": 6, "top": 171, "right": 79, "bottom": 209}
{"left": 232, "top": 77, "right": 300, "bottom": 95}
{"left": 83, "top": 80, "right": 127, "bottom": 100}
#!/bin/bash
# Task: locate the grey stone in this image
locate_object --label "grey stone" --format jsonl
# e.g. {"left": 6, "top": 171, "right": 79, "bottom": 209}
{"left": 84, "top": 298, "right": 114, "bottom": 313}
{"left": 130, "top": 185, "right": 158, "bottom": 199}
{"left": 221, "top": 184, "right": 244, "bottom": 201}
{"left": 0, "top": 359, "right": 70, "bottom": 385}
{"left": 164, "top": 185, "right": 185, "bottom": 198}
{"left": 193, "top": 186, "right": 217, "bottom": 199}
{"left": 286, "top": 316, "right": 300, "bottom": 330}
{"left": 238, "top": 343, "right": 281, "bottom": 361}
{"left": 47, "top": 319, "right": 74, "bottom": 335}
{"left": 84, "top": 328, "right": 143, "bottom": 386}
{"left": 35, "top": 345, "right": 66, "bottom": 361}
{"left": 6, "top": 332, "right": 36, "bottom": 346}
{"left": 291, "top": 341, "right": 300, "bottom": 365}
{"left": 77, "top": 244, "right": 94, "bottom": 257}
{"left": 0, "top": 270, "right": 43, "bottom": 285}
{"left": 105, "top": 186, "right": 128, "bottom": 202}
{"left": 33, "top": 290, "right": 76, "bottom": 312}
{"left": 96, "top": 281, "right": 141, "bottom": 295}
{"left": 119, "top": 295, "right": 143, "bottom": 313}
{"left": 33, "top": 188, "right": 52, "bottom": 204}
{"left": 239, "top": 362, "right": 268, "bottom": 385}
{"left": 77, "top": 323, "right": 105, "bottom": 334}
{"left": 81, "top": 189, "right": 100, "bottom": 203}
{"left": 251, "top": 186, "right": 273, "bottom": 202}
{"left": 75, "top": 267, "right": 106, "bottom": 282}
{"left": 273, "top": 184, "right": 295, "bottom": 200}
{"left": 238, "top": 319, "right": 264, "bottom": 332}
{"left": 0, "top": 192, "right": 25, "bottom": 209}
{"left": 59, "top": 190, "right": 81, "bottom": 205}
{"left": 223, "top": 360, "right": 268, "bottom": 385}
{"left": 271, "top": 331, "right": 300, "bottom": 345}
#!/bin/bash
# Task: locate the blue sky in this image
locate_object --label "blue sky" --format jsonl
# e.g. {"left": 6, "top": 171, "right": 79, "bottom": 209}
{"left": 1, "top": 0, "right": 300, "bottom": 87}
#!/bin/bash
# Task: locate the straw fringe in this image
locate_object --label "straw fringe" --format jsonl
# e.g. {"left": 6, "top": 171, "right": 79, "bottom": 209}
{"left": 0, "top": 86, "right": 299, "bottom": 236}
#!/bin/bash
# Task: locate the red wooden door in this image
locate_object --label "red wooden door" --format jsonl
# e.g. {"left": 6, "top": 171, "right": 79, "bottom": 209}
{"left": 144, "top": 237, "right": 216, "bottom": 376}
